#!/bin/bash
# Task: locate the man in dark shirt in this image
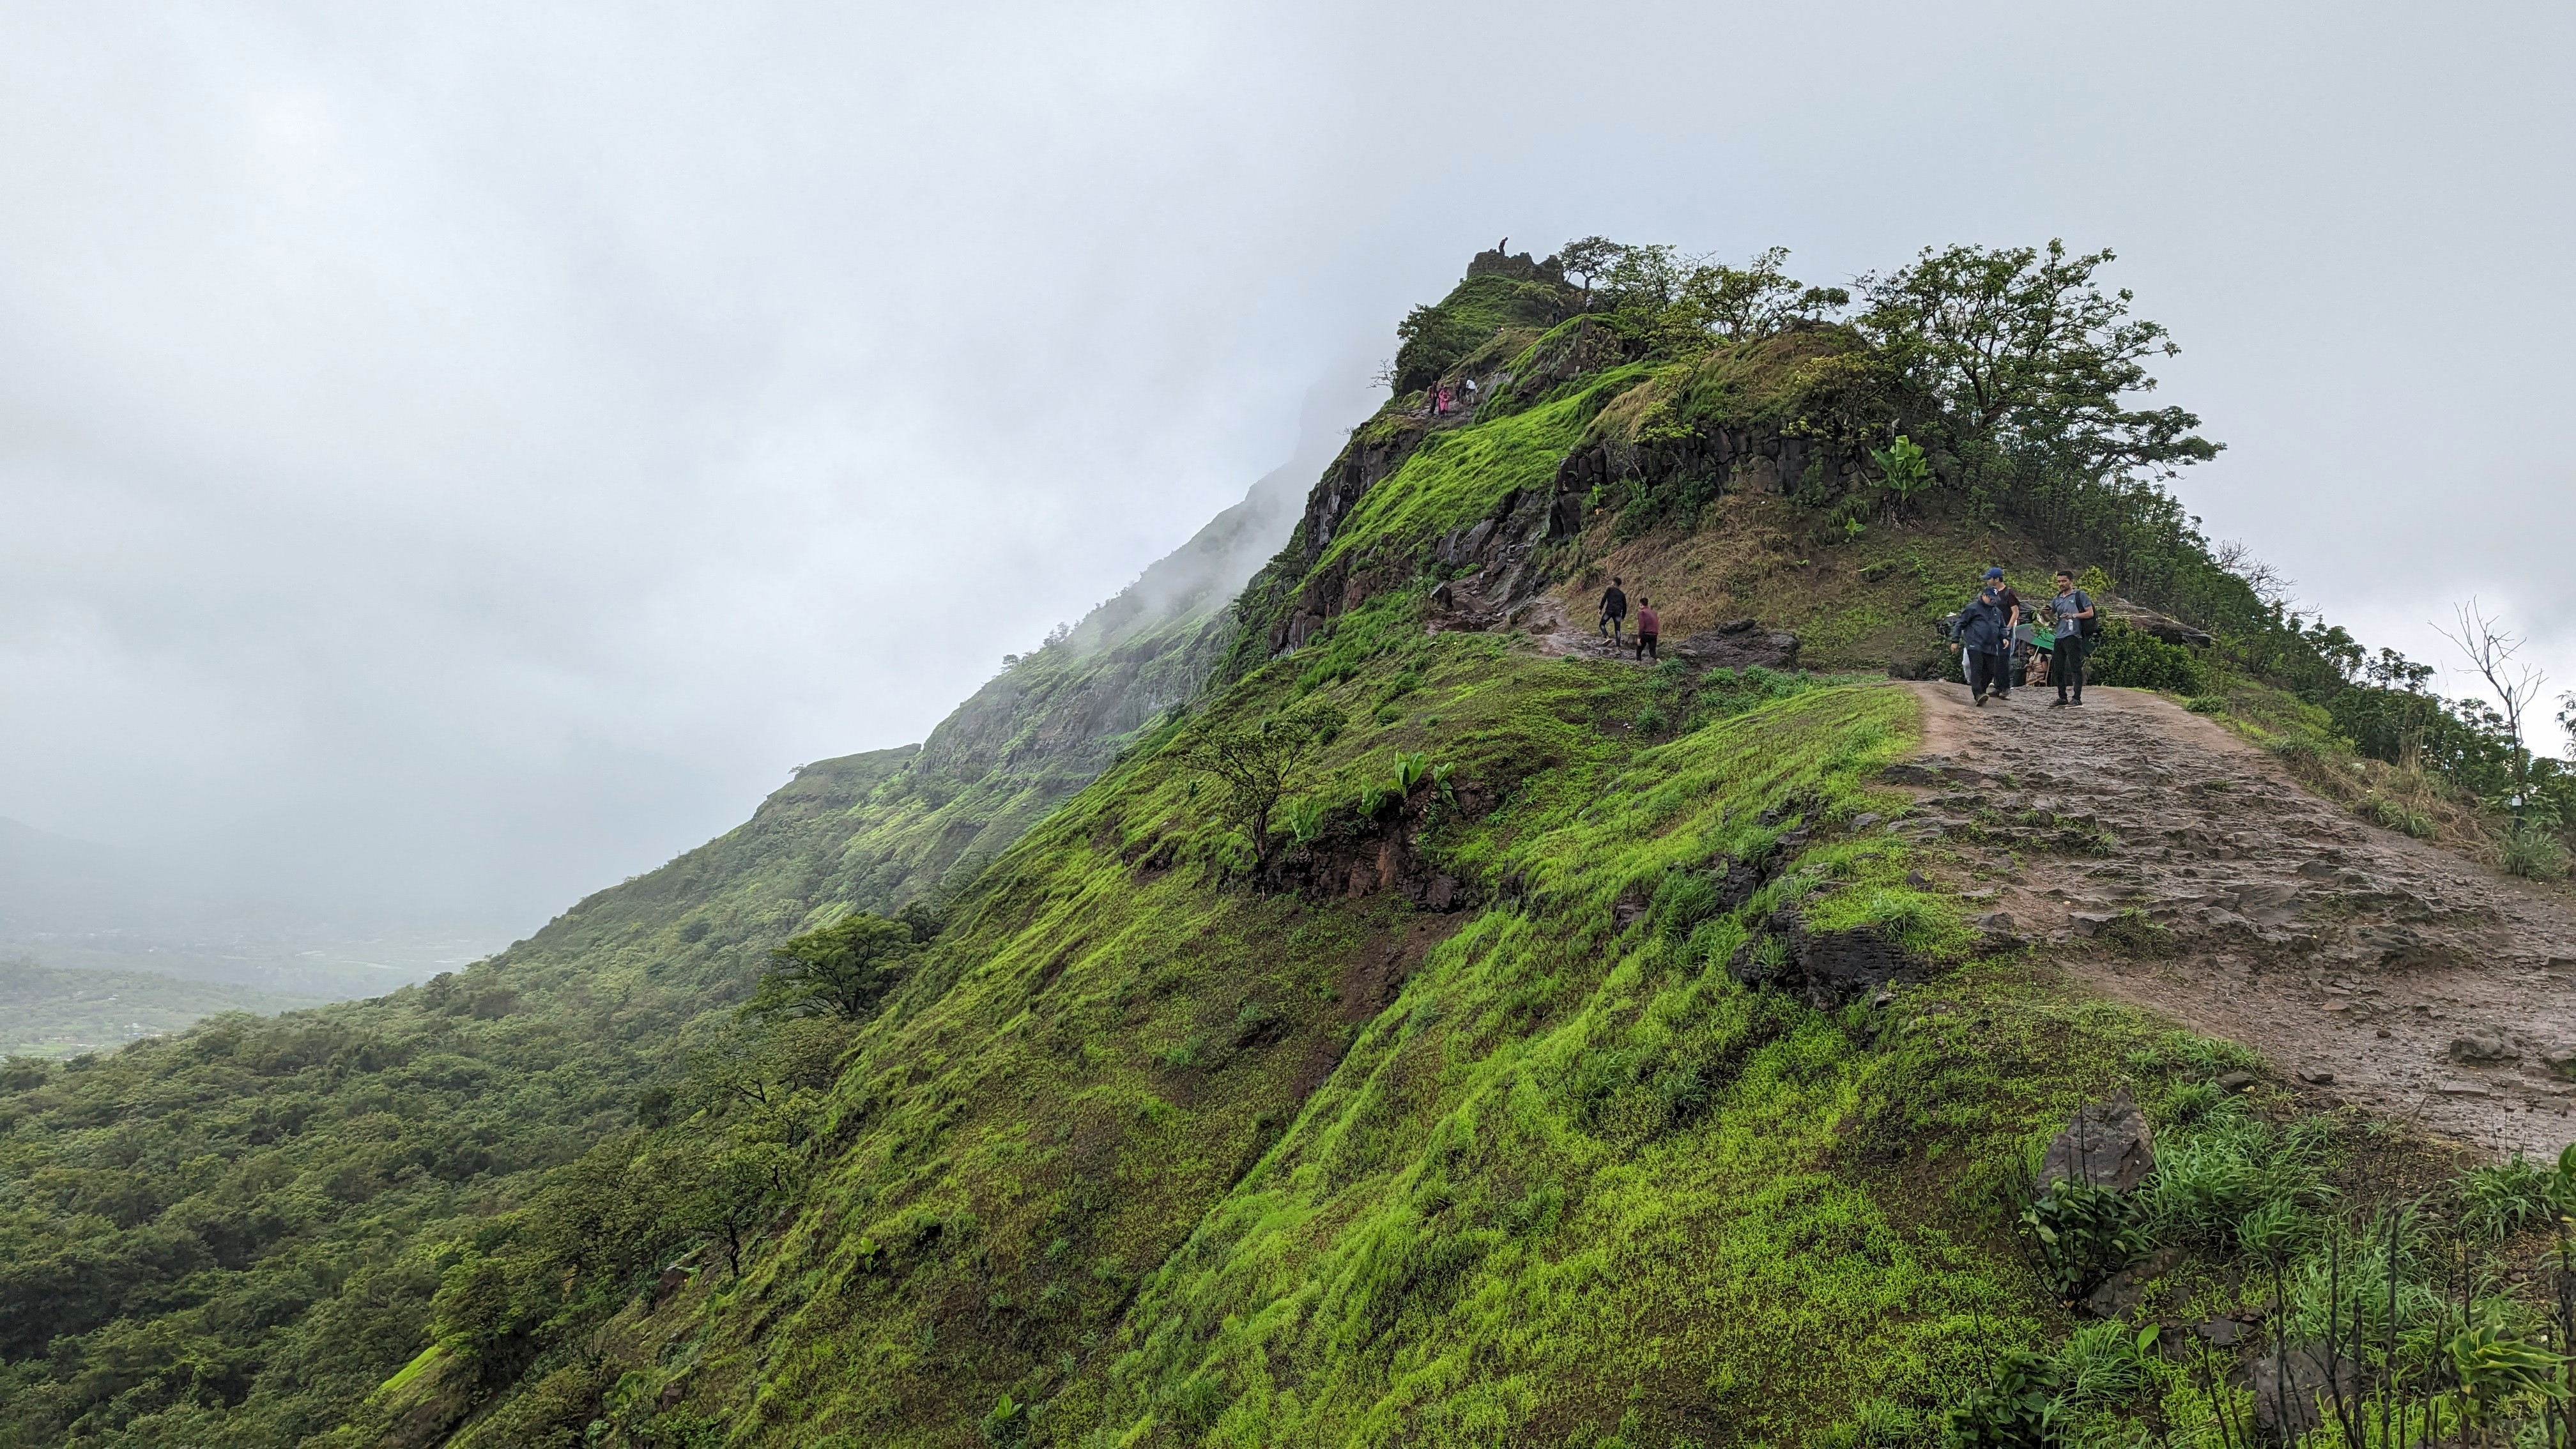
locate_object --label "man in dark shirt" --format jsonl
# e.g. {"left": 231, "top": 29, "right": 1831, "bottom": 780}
{"left": 1982, "top": 567, "right": 2021, "bottom": 700}
{"left": 1951, "top": 585, "right": 2010, "bottom": 705}
{"left": 1598, "top": 577, "right": 1628, "bottom": 645}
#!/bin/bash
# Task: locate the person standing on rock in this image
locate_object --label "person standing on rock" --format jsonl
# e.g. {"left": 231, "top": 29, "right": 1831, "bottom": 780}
{"left": 1982, "top": 567, "right": 2021, "bottom": 701}
{"left": 2050, "top": 569, "right": 2095, "bottom": 707}
{"left": 1598, "top": 577, "right": 1629, "bottom": 645}
{"left": 1634, "top": 596, "right": 1660, "bottom": 661}
{"left": 1951, "top": 582, "right": 2009, "bottom": 706}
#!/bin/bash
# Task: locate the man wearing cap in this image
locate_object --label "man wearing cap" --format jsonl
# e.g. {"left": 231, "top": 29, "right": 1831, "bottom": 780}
{"left": 1981, "top": 568, "right": 2021, "bottom": 701}
{"left": 1949, "top": 579, "right": 2011, "bottom": 707}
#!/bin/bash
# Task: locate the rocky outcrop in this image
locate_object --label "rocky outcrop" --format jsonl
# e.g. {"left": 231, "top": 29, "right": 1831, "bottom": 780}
{"left": 1734, "top": 907, "right": 1929, "bottom": 1011}
{"left": 2037, "top": 1091, "right": 2156, "bottom": 1193}
{"left": 1254, "top": 780, "right": 1496, "bottom": 906}
{"left": 1671, "top": 620, "right": 1800, "bottom": 671}
{"left": 2099, "top": 596, "right": 2215, "bottom": 648}
{"left": 1464, "top": 247, "right": 1567, "bottom": 284}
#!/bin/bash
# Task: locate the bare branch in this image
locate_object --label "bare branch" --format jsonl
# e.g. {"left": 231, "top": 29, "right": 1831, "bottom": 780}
{"left": 2434, "top": 597, "right": 2548, "bottom": 800}
{"left": 2209, "top": 538, "right": 2299, "bottom": 613}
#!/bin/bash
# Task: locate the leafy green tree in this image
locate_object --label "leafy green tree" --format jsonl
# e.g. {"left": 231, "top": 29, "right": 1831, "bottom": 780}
{"left": 1391, "top": 303, "right": 1485, "bottom": 395}
{"left": 1557, "top": 235, "right": 1621, "bottom": 303}
{"left": 1597, "top": 241, "right": 1685, "bottom": 321}
{"left": 676, "top": 1140, "right": 791, "bottom": 1277}
{"left": 429, "top": 1256, "right": 519, "bottom": 1384}
{"left": 1174, "top": 703, "right": 1346, "bottom": 871}
{"left": 1678, "top": 247, "right": 1850, "bottom": 341}
{"left": 1858, "top": 240, "right": 2218, "bottom": 495}
{"left": 745, "top": 912, "right": 917, "bottom": 1022}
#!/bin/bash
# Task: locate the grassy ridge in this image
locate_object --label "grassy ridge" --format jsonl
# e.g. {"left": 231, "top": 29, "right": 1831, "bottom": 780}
{"left": 610, "top": 645, "right": 2255, "bottom": 1445}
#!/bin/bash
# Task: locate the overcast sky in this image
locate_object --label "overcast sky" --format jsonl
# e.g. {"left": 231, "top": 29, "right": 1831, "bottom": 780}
{"left": 2, "top": 1, "right": 2569, "bottom": 931}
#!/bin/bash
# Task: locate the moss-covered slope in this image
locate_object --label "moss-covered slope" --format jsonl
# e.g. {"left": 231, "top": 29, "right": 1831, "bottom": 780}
{"left": 564, "top": 263, "right": 2276, "bottom": 1446}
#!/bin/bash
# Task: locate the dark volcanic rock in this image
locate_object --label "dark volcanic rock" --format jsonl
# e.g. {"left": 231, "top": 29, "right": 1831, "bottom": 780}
{"left": 1736, "top": 910, "right": 1929, "bottom": 1010}
{"left": 2250, "top": 1344, "right": 2355, "bottom": 1442}
{"left": 2078, "top": 1245, "right": 2184, "bottom": 1319}
{"left": 1673, "top": 626, "right": 1799, "bottom": 671}
{"left": 2038, "top": 1089, "right": 2156, "bottom": 1193}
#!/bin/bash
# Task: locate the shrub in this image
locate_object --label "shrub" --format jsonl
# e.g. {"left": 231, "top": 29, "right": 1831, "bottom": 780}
{"left": 981, "top": 1392, "right": 1027, "bottom": 1446}
{"left": 1940, "top": 1348, "right": 2058, "bottom": 1447}
{"left": 2140, "top": 1112, "right": 2336, "bottom": 1251}
{"left": 2085, "top": 619, "right": 2204, "bottom": 694}
{"left": 2016, "top": 1178, "right": 2147, "bottom": 1298}
{"left": 2048, "top": 1321, "right": 2162, "bottom": 1416}
{"left": 1286, "top": 797, "right": 1329, "bottom": 845}
{"left": 2459, "top": 1153, "right": 2556, "bottom": 1240}
{"left": 2361, "top": 793, "right": 2438, "bottom": 840}
{"left": 2498, "top": 820, "right": 2570, "bottom": 880}
{"left": 2159, "top": 1080, "right": 2225, "bottom": 1125}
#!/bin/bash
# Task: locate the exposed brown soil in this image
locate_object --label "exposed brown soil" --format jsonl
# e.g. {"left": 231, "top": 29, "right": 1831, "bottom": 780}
{"left": 1899, "top": 680, "right": 2576, "bottom": 1159}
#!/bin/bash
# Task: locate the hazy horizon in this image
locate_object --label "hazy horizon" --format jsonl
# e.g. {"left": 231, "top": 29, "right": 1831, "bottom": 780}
{"left": 4, "top": 1, "right": 2571, "bottom": 938}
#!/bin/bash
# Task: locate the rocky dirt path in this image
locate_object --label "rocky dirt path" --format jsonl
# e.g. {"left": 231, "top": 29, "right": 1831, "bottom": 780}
{"left": 1501, "top": 593, "right": 1802, "bottom": 672}
{"left": 1897, "top": 680, "right": 2576, "bottom": 1159}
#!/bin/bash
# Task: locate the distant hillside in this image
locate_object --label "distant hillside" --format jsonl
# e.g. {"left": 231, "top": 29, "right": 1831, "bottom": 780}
{"left": 0, "top": 454, "right": 1312, "bottom": 1448}
{"left": 0, "top": 960, "right": 325, "bottom": 1058}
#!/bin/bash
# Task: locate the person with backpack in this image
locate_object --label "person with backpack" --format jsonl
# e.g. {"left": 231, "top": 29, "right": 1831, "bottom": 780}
{"left": 2049, "top": 569, "right": 2096, "bottom": 706}
{"left": 1598, "top": 577, "right": 1628, "bottom": 645}
{"left": 1633, "top": 595, "right": 1660, "bottom": 661}
{"left": 1949, "top": 581, "right": 2010, "bottom": 706}
{"left": 1982, "top": 567, "right": 2022, "bottom": 700}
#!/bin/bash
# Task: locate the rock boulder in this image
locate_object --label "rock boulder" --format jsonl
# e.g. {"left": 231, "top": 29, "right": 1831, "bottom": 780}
{"left": 2038, "top": 1089, "right": 2156, "bottom": 1193}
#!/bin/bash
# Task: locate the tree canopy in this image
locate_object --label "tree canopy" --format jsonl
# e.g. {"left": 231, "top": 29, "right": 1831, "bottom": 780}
{"left": 744, "top": 912, "right": 918, "bottom": 1022}
{"left": 1174, "top": 702, "right": 1345, "bottom": 870}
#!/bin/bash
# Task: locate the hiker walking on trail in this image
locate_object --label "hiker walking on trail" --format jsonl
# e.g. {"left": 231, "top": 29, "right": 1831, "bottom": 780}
{"left": 1982, "top": 568, "right": 2021, "bottom": 701}
{"left": 2050, "top": 569, "right": 2096, "bottom": 707}
{"left": 1634, "top": 596, "right": 1660, "bottom": 661}
{"left": 1598, "top": 577, "right": 1629, "bottom": 645}
{"left": 1951, "top": 581, "right": 2010, "bottom": 707}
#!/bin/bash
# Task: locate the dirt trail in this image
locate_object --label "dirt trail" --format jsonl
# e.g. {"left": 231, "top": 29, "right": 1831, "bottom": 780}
{"left": 1899, "top": 680, "right": 2576, "bottom": 1159}
{"left": 1525, "top": 595, "right": 1652, "bottom": 662}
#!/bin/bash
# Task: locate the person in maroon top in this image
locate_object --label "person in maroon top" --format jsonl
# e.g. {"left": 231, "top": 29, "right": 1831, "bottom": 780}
{"left": 1634, "top": 596, "right": 1661, "bottom": 661}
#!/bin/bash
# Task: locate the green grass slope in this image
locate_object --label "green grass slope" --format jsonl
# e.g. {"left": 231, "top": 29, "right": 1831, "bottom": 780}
{"left": 594, "top": 615, "right": 2278, "bottom": 1446}
{"left": 589, "top": 257, "right": 2546, "bottom": 1446}
{"left": 13, "top": 249, "right": 2563, "bottom": 1449}
{"left": 542, "top": 270, "right": 2239, "bottom": 1441}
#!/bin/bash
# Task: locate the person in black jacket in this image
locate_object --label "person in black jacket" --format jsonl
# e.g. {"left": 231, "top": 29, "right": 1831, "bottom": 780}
{"left": 1982, "top": 567, "right": 2021, "bottom": 700}
{"left": 1598, "top": 577, "right": 1628, "bottom": 644}
{"left": 1951, "top": 585, "right": 2010, "bottom": 706}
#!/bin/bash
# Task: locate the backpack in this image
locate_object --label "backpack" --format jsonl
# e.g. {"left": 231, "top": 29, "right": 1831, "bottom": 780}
{"left": 2070, "top": 590, "right": 2096, "bottom": 640}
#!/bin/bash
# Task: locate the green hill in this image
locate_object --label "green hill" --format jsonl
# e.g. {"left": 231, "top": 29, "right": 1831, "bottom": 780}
{"left": 7, "top": 241, "right": 2573, "bottom": 1448}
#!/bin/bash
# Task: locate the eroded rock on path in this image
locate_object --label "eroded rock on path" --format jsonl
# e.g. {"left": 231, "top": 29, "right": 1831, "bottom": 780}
{"left": 1899, "top": 681, "right": 2576, "bottom": 1158}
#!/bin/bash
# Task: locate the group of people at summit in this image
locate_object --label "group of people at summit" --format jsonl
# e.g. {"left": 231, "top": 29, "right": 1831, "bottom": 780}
{"left": 1591, "top": 565, "right": 2099, "bottom": 707}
